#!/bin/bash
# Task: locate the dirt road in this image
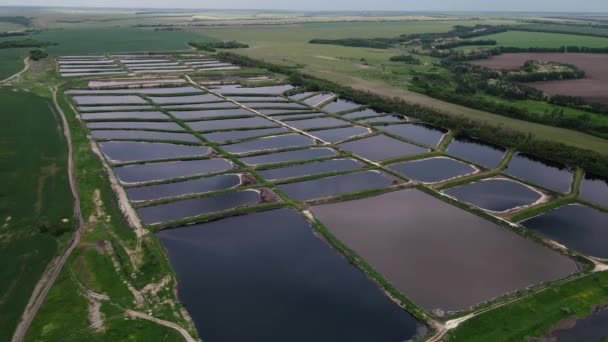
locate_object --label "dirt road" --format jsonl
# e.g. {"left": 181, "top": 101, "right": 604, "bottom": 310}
{"left": 11, "top": 86, "right": 84, "bottom": 342}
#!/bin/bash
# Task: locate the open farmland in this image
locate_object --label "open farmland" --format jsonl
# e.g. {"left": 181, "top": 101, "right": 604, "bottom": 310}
{"left": 462, "top": 30, "right": 608, "bottom": 49}
{"left": 471, "top": 53, "right": 608, "bottom": 104}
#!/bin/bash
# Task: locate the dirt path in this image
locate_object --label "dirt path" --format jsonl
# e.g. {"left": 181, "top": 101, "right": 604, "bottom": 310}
{"left": 11, "top": 86, "right": 84, "bottom": 342}
{"left": 0, "top": 57, "right": 30, "bottom": 85}
{"left": 125, "top": 310, "right": 198, "bottom": 342}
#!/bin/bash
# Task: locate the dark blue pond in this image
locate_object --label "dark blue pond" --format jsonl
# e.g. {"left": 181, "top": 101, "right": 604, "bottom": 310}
{"left": 98, "top": 141, "right": 210, "bottom": 163}
{"left": 187, "top": 117, "right": 278, "bottom": 131}
{"left": 579, "top": 173, "right": 608, "bottom": 208}
{"left": 113, "top": 158, "right": 234, "bottom": 184}
{"left": 258, "top": 159, "right": 363, "bottom": 181}
{"left": 126, "top": 174, "right": 243, "bottom": 202}
{"left": 388, "top": 157, "right": 476, "bottom": 183}
{"left": 322, "top": 98, "right": 364, "bottom": 113}
{"left": 307, "top": 126, "right": 370, "bottom": 143}
{"left": 303, "top": 92, "right": 334, "bottom": 106}
{"left": 87, "top": 121, "right": 184, "bottom": 131}
{"left": 505, "top": 153, "right": 573, "bottom": 193}
{"left": 447, "top": 136, "right": 506, "bottom": 169}
{"left": 240, "top": 148, "right": 338, "bottom": 166}
{"left": 156, "top": 209, "right": 426, "bottom": 342}
{"left": 342, "top": 108, "right": 385, "bottom": 120}
{"left": 551, "top": 307, "right": 608, "bottom": 342}
{"left": 149, "top": 94, "right": 222, "bottom": 104}
{"left": 443, "top": 178, "right": 542, "bottom": 212}
{"left": 521, "top": 204, "right": 608, "bottom": 259}
{"left": 90, "top": 130, "right": 199, "bottom": 143}
{"left": 356, "top": 115, "right": 408, "bottom": 124}
{"left": 283, "top": 117, "right": 349, "bottom": 130}
{"left": 137, "top": 190, "right": 262, "bottom": 224}
{"left": 81, "top": 111, "right": 168, "bottom": 121}
{"left": 221, "top": 134, "right": 314, "bottom": 154}
{"left": 170, "top": 108, "right": 253, "bottom": 120}
{"left": 278, "top": 171, "right": 392, "bottom": 201}
{"left": 338, "top": 135, "right": 429, "bottom": 162}
{"left": 380, "top": 123, "right": 447, "bottom": 148}
{"left": 202, "top": 128, "right": 289, "bottom": 143}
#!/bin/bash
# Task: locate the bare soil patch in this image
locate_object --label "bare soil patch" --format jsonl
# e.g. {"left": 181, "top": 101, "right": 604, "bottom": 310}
{"left": 471, "top": 53, "right": 608, "bottom": 104}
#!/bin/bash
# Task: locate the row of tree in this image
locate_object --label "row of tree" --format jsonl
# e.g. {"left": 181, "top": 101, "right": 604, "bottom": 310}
{"left": 188, "top": 40, "right": 249, "bottom": 52}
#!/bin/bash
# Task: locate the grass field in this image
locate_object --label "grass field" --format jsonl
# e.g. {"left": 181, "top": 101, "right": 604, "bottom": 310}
{"left": 35, "top": 27, "right": 212, "bottom": 55}
{"left": 461, "top": 30, "right": 608, "bottom": 49}
{"left": 0, "top": 48, "right": 26, "bottom": 80}
{"left": 447, "top": 272, "right": 608, "bottom": 342}
{"left": 0, "top": 87, "right": 72, "bottom": 342}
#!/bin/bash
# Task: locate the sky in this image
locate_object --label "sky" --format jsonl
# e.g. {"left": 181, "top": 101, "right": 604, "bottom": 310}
{"left": 4, "top": 0, "right": 608, "bottom": 12}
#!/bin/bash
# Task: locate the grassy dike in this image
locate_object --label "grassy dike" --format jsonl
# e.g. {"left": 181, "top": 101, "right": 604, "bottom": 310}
{"left": 23, "top": 83, "right": 198, "bottom": 341}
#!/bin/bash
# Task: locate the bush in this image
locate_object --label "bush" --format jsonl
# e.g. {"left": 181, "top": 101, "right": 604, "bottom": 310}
{"left": 188, "top": 40, "right": 248, "bottom": 52}
{"left": 389, "top": 55, "right": 421, "bottom": 64}
{"left": 29, "top": 49, "right": 48, "bottom": 61}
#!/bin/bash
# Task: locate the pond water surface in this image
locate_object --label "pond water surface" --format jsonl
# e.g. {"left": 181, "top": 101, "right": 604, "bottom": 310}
{"left": 443, "top": 178, "right": 543, "bottom": 212}
{"left": 212, "top": 84, "right": 294, "bottom": 94}
{"left": 202, "top": 128, "right": 289, "bottom": 143}
{"left": 310, "top": 189, "right": 578, "bottom": 312}
{"left": 126, "top": 173, "right": 243, "bottom": 202}
{"left": 338, "top": 135, "right": 429, "bottom": 161}
{"left": 113, "top": 158, "right": 233, "bottom": 184}
{"left": 289, "top": 91, "right": 316, "bottom": 100}
{"left": 241, "top": 102, "right": 308, "bottom": 109}
{"left": 357, "top": 115, "right": 408, "bottom": 124}
{"left": 284, "top": 117, "right": 350, "bottom": 130}
{"left": 308, "top": 126, "right": 370, "bottom": 142}
{"left": 137, "top": 190, "right": 262, "bottom": 224}
{"left": 380, "top": 123, "right": 447, "bottom": 148}
{"left": 78, "top": 105, "right": 153, "bottom": 112}
{"left": 550, "top": 307, "right": 608, "bottom": 342}
{"left": 170, "top": 108, "right": 253, "bottom": 120}
{"left": 389, "top": 157, "right": 476, "bottom": 183}
{"left": 72, "top": 95, "right": 146, "bottom": 105}
{"left": 240, "top": 148, "right": 338, "bottom": 166}
{"left": 342, "top": 108, "right": 385, "bottom": 120}
{"left": 187, "top": 117, "right": 278, "bottom": 131}
{"left": 579, "top": 174, "right": 608, "bottom": 207}
{"left": 91, "top": 130, "right": 198, "bottom": 142}
{"left": 322, "top": 98, "right": 363, "bottom": 113}
{"left": 521, "top": 204, "right": 608, "bottom": 259}
{"left": 229, "top": 96, "right": 287, "bottom": 102}
{"left": 81, "top": 111, "right": 168, "bottom": 121}
{"left": 156, "top": 208, "right": 426, "bottom": 342}
{"left": 221, "top": 134, "right": 314, "bottom": 154}
{"left": 505, "top": 153, "right": 573, "bottom": 192}
{"left": 86, "top": 121, "right": 184, "bottom": 131}
{"left": 272, "top": 113, "right": 325, "bottom": 121}
{"left": 162, "top": 102, "right": 237, "bottom": 110}
{"left": 278, "top": 171, "right": 392, "bottom": 201}
{"left": 447, "top": 137, "right": 506, "bottom": 168}
{"left": 149, "top": 94, "right": 222, "bottom": 104}
{"left": 303, "top": 92, "right": 334, "bottom": 106}
{"left": 99, "top": 141, "right": 210, "bottom": 163}
{"left": 258, "top": 158, "right": 362, "bottom": 181}
{"left": 66, "top": 86, "right": 200, "bottom": 95}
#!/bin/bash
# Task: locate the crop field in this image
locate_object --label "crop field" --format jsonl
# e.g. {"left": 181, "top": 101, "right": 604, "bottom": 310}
{"left": 462, "top": 30, "right": 608, "bottom": 49}
{"left": 0, "top": 88, "right": 72, "bottom": 342}
{"left": 27, "top": 51, "right": 604, "bottom": 341}
{"left": 0, "top": 48, "right": 26, "bottom": 80}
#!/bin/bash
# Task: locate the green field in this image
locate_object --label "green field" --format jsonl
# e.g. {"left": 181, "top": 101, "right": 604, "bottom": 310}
{"left": 35, "top": 27, "right": 212, "bottom": 55}
{"left": 462, "top": 30, "right": 608, "bottom": 49}
{"left": 0, "top": 87, "right": 72, "bottom": 342}
{"left": 447, "top": 272, "right": 608, "bottom": 342}
{"left": 0, "top": 48, "right": 26, "bottom": 80}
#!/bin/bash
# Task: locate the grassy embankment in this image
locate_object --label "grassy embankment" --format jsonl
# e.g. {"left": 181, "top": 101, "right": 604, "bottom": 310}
{"left": 0, "top": 87, "right": 72, "bottom": 341}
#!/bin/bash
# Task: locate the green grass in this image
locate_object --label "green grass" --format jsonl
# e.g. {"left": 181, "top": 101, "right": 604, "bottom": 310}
{"left": 0, "top": 48, "right": 26, "bottom": 80}
{"left": 35, "top": 27, "right": 213, "bottom": 55}
{"left": 461, "top": 30, "right": 608, "bottom": 49}
{"left": 447, "top": 272, "right": 608, "bottom": 342}
{"left": 0, "top": 87, "right": 72, "bottom": 341}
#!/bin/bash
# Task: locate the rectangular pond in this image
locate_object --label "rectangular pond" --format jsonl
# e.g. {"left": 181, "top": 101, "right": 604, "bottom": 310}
{"left": 241, "top": 102, "right": 308, "bottom": 109}
{"left": 272, "top": 113, "right": 325, "bottom": 121}
{"left": 282, "top": 117, "right": 349, "bottom": 130}
{"left": 114, "top": 158, "right": 234, "bottom": 184}
{"left": 310, "top": 189, "right": 578, "bottom": 312}
{"left": 379, "top": 123, "right": 447, "bottom": 148}
{"left": 86, "top": 121, "right": 184, "bottom": 131}
{"left": 212, "top": 84, "right": 294, "bottom": 94}
{"left": 443, "top": 178, "right": 543, "bottom": 212}
{"left": 149, "top": 94, "right": 222, "bottom": 104}
{"left": 90, "top": 130, "right": 198, "bottom": 142}
{"left": 521, "top": 204, "right": 608, "bottom": 259}
{"left": 258, "top": 158, "right": 363, "bottom": 181}
{"left": 357, "top": 115, "right": 408, "bottom": 124}
{"left": 278, "top": 170, "right": 392, "bottom": 201}
{"left": 126, "top": 173, "right": 244, "bottom": 202}
{"left": 170, "top": 108, "right": 253, "bottom": 120}
{"left": 228, "top": 96, "right": 288, "bottom": 102}
{"left": 240, "top": 147, "right": 338, "bottom": 166}
{"left": 81, "top": 111, "right": 168, "bottom": 121}
{"left": 579, "top": 173, "right": 608, "bottom": 208}
{"left": 322, "top": 98, "right": 364, "bottom": 113}
{"left": 137, "top": 190, "right": 263, "bottom": 224}
{"left": 388, "top": 157, "right": 476, "bottom": 183}
{"left": 187, "top": 117, "right": 278, "bottom": 131}
{"left": 72, "top": 95, "right": 146, "bottom": 105}
{"left": 67, "top": 86, "right": 201, "bottom": 95}
{"left": 338, "top": 135, "right": 429, "bottom": 162}
{"left": 289, "top": 91, "right": 316, "bottom": 100}
{"left": 342, "top": 108, "right": 385, "bottom": 120}
{"left": 505, "top": 153, "right": 574, "bottom": 193}
{"left": 221, "top": 134, "right": 315, "bottom": 154}
{"left": 162, "top": 102, "right": 238, "bottom": 110}
{"left": 303, "top": 92, "right": 335, "bottom": 106}
{"left": 447, "top": 136, "right": 506, "bottom": 169}
{"left": 156, "top": 208, "right": 426, "bottom": 342}
{"left": 202, "top": 127, "right": 288, "bottom": 143}
{"left": 99, "top": 141, "right": 211, "bottom": 163}
{"left": 307, "top": 126, "right": 370, "bottom": 143}
{"left": 78, "top": 105, "right": 153, "bottom": 112}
